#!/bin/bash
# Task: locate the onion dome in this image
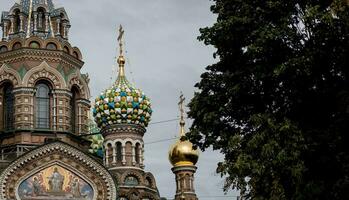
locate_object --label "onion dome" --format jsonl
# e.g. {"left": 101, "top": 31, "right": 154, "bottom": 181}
{"left": 93, "top": 26, "right": 152, "bottom": 128}
{"left": 169, "top": 94, "right": 199, "bottom": 167}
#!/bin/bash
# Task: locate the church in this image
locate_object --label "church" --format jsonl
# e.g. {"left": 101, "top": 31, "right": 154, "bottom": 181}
{"left": 0, "top": 0, "right": 200, "bottom": 200}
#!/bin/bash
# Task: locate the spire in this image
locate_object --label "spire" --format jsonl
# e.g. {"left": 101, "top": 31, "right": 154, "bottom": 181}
{"left": 117, "top": 25, "right": 126, "bottom": 77}
{"left": 178, "top": 92, "right": 186, "bottom": 137}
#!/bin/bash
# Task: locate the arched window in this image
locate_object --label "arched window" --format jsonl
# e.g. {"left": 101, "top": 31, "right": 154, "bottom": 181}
{"left": 63, "top": 46, "right": 69, "bottom": 53}
{"left": 135, "top": 143, "right": 141, "bottom": 164}
{"left": 37, "top": 7, "right": 46, "bottom": 31}
{"left": 70, "top": 86, "right": 80, "bottom": 134}
{"left": 73, "top": 51, "right": 79, "bottom": 59}
{"left": 12, "top": 42, "right": 22, "bottom": 50}
{"left": 35, "top": 83, "right": 50, "bottom": 129}
{"left": 116, "top": 142, "right": 122, "bottom": 162}
{"left": 1, "top": 83, "right": 14, "bottom": 131}
{"left": 29, "top": 41, "right": 40, "bottom": 49}
{"left": 46, "top": 43, "right": 57, "bottom": 50}
{"left": 13, "top": 9, "right": 20, "bottom": 33}
{"left": 0, "top": 46, "right": 8, "bottom": 53}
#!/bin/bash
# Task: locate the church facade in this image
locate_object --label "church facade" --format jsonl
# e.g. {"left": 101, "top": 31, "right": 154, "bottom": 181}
{"left": 0, "top": 1, "right": 199, "bottom": 200}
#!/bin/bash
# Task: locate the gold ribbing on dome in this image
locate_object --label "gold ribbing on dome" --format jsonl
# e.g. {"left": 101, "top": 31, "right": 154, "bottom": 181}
{"left": 117, "top": 25, "right": 126, "bottom": 77}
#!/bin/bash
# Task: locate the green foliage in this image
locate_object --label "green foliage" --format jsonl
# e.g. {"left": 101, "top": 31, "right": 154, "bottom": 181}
{"left": 188, "top": 0, "right": 349, "bottom": 199}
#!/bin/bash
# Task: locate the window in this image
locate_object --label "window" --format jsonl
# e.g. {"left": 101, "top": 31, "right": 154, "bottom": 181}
{"left": 124, "top": 175, "right": 139, "bottom": 186}
{"left": 0, "top": 46, "right": 8, "bottom": 53}
{"left": 135, "top": 143, "right": 141, "bottom": 164}
{"left": 36, "top": 83, "right": 50, "bottom": 129}
{"left": 12, "top": 42, "right": 22, "bottom": 50}
{"left": 2, "top": 83, "right": 14, "bottom": 131}
{"left": 46, "top": 43, "right": 57, "bottom": 50}
{"left": 116, "top": 142, "right": 122, "bottom": 161}
{"left": 29, "top": 41, "right": 40, "bottom": 49}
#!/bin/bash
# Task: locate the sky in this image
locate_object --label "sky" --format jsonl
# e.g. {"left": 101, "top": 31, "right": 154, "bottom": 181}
{"left": 0, "top": 0, "right": 238, "bottom": 199}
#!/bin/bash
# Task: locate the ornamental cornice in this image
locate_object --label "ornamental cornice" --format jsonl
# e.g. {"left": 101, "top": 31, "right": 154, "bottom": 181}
{"left": 12, "top": 87, "right": 35, "bottom": 94}
{"left": 77, "top": 98, "right": 91, "bottom": 106}
{"left": 101, "top": 124, "right": 146, "bottom": 136}
{"left": 0, "top": 48, "right": 84, "bottom": 69}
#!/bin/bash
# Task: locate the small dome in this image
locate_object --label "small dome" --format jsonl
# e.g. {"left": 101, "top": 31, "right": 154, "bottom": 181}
{"left": 169, "top": 138, "right": 199, "bottom": 167}
{"left": 93, "top": 75, "right": 152, "bottom": 128}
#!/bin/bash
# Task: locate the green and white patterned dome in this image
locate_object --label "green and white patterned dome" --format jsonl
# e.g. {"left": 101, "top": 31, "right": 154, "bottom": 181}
{"left": 93, "top": 55, "right": 152, "bottom": 128}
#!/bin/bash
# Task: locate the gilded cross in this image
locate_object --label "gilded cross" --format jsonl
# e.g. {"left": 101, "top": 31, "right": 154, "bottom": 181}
{"left": 117, "top": 25, "right": 125, "bottom": 56}
{"left": 178, "top": 92, "right": 186, "bottom": 121}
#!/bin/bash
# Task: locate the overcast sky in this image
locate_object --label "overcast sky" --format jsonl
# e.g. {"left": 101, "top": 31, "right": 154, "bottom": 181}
{"left": 0, "top": 0, "right": 237, "bottom": 199}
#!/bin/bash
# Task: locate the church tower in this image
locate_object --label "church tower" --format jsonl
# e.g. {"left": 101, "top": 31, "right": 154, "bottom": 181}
{"left": 0, "top": 1, "right": 117, "bottom": 199}
{"left": 93, "top": 26, "right": 160, "bottom": 200}
{"left": 0, "top": 0, "right": 91, "bottom": 167}
{"left": 169, "top": 93, "right": 200, "bottom": 200}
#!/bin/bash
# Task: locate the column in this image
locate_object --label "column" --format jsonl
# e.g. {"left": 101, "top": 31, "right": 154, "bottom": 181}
{"left": 45, "top": 13, "right": 49, "bottom": 32}
{"left": 105, "top": 147, "right": 109, "bottom": 167}
{"left": 56, "top": 19, "right": 60, "bottom": 35}
{"left": 33, "top": 12, "right": 38, "bottom": 32}
{"left": 122, "top": 144, "right": 126, "bottom": 165}
{"left": 62, "top": 22, "right": 67, "bottom": 38}
{"left": 139, "top": 146, "right": 143, "bottom": 166}
{"left": 19, "top": 15, "right": 24, "bottom": 32}
{"left": 10, "top": 16, "right": 14, "bottom": 34}
{"left": 1, "top": 24, "right": 5, "bottom": 39}
{"left": 112, "top": 144, "right": 116, "bottom": 164}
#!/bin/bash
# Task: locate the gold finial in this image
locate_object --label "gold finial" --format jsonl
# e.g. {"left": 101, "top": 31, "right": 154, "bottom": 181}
{"left": 178, "top": 92, "right": 186, "bottom": 137}
{"left": 117, "top": 25, "right": 126, "bottom": 77}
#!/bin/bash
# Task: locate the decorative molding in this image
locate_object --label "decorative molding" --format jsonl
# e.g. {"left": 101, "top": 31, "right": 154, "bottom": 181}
{"left": 22, "top": 61, "right": 66, "bottom": 89}
{"left": 0, "top": 64, "right": 21, "bottom": 86}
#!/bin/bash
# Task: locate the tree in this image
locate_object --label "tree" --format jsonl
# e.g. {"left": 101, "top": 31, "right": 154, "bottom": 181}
{"left": 188, "top": 0, "right": 349, "bottom": 199}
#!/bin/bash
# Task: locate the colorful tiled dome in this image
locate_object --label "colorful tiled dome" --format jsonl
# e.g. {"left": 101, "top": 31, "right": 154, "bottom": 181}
{"left": 93, "top": 56, "right": 152, "bottom": 128}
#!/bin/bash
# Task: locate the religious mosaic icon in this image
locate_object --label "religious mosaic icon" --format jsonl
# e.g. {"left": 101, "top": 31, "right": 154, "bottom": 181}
{"left": 17, "top": 165, "right": 94, "bottom": 200}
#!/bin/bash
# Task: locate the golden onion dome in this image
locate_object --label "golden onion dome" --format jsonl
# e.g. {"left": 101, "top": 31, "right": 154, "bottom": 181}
{"left": 169, "top": 138, "right": 199, "bottom": 167}
{"left": 168, "top": 93, "right": 199, "bottom": 167}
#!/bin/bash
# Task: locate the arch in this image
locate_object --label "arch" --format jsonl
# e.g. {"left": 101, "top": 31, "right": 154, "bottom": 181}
{"left": 0, "top": 142, "right": 117, "bottom": 200}
{"left": 7, "top": 38, "right": 24, "bottom": 51}
{"left": 61, "top": 41, "right": 72, "bottom": 54}
{"left": 43, "top": 38, "right": 62, "bottom": 50}
{"left": 63, "top": 45, "right": 70, "bottom": 54}
{"left": 0, "top": 45, "right": 8, "bottom": 53}
{"left": 36, "top": 7, "right": 47, "bottom": 31}
{"left": 144, "top": 172, "right": 157, "bottom": 189}
{"left": 46, "top": 42, "right": 58, "bottom": 50}
{"left": 67, "top": 73, "right": 90, "bottom": 100}
{"left": 11, "top": 9, "right": 21, "bottom": 33}
{"left": 12, "top": 41, "right": 22, "bottom": 50}
{"left": 72, "top": 47, "right": 82, "bottom": 60}
{"left": 0, "top": 64, "right": 21, "bottom": 87}
{"left": 24, "top": 36, "right": 44, "bottom": 48}
{"left": 22, "top": 61, "right": 67, "bottom": 89}
{"left": 120, "top": 171, "right": 144, "bottom": 186}
{"left": 9, "top": 5, "right": 22, "bottom": 15}
{"left": 29, "top": 41, "right": 40, "bottom": 48}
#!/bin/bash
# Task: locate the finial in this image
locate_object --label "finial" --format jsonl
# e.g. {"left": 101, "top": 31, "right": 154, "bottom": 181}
{"left": 117, "top": 25, "right": 126, "bottom": 77}
{"left": 178, "top": 92, "right": 186, "bottom": 137}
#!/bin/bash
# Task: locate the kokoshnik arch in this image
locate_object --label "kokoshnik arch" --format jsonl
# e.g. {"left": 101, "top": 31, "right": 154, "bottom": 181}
{"left": 0, "top": 1, "right": 200, "bottom": 200}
